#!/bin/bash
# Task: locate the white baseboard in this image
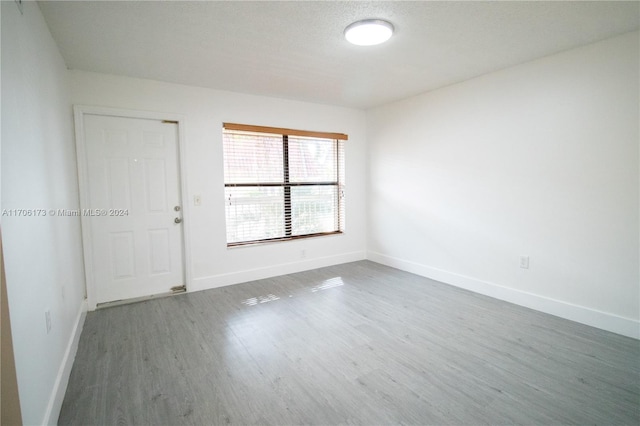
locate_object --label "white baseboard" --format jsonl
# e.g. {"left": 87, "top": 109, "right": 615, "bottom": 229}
{"left": 190, "top": 251, "right": 366, "bottom": 292}
{"left": 367, "top": 251, "right": 639, "bottom": 339}
{"left": 42, "top": 300, "right": 87, "bottom": 425}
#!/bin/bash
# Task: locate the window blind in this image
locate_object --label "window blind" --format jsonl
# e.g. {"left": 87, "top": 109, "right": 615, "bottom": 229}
{"left": 223, "top": 124, "right": 345, "bottom": 246}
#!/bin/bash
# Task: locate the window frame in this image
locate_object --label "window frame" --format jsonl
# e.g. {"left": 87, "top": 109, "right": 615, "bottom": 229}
{"left": 223, "top": 123, "right": 347, "bottom": 247}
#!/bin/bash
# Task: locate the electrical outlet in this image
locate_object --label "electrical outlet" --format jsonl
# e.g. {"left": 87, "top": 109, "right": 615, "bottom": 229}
{"left": 194, "top": 195, "right": 202, "bottom": 206}
{"left": 519, "top": 255, "right": 530, "bottom": 269}
{"left": 45, "top": 310, "right": 52, "bottom": 333}
{"left": 301, "top": 249, "right": 306, "bottom": 259}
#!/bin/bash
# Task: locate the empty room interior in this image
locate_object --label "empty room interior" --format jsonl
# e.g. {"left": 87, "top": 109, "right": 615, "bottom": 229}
{"left": 1, "top": 1, "right": 639, "bottom": 425}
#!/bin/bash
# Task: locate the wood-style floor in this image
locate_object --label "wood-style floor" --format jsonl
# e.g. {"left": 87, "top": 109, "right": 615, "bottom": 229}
{"left": 59, "top": 261, "right": 640, "bottom": 425}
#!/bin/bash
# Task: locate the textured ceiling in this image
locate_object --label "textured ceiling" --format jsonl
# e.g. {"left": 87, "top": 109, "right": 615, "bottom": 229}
{"left": 39, "top": 1, "right": 639, "bottom": 109}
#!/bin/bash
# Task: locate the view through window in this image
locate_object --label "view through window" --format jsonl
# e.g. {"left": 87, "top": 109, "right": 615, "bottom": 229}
{"left": 223, "top": 123, "right": 347, "bottom": 246}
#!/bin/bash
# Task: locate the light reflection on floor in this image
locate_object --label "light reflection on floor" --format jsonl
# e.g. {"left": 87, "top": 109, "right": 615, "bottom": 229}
{"left": 311, "top": 276, "right": 344, "bottom": 292}
{"left": 239, "top": 276, "right": 344, "bottom": 306}
{"left": 241, "top": 294, "right": 280, "bottom": 306}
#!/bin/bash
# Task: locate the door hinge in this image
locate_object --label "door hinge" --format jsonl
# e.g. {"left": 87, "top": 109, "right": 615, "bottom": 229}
{"left": 162, "top": 120, "right": 178, "bottom": 124}
{"left": 171, "top": 284, "right": 186, "bottom": 293}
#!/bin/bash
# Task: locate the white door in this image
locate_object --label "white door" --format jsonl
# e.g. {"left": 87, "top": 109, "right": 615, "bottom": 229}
{"left": 83, "top": 114, "right": 185, "bottom": 304}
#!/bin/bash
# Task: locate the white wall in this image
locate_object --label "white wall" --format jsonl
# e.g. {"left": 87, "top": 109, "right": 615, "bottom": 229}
{"left": 70, "top": 71, "right": 368, "bottom": 299}
{"left": 367, "top": 31, "right": 639, "bottom": 338}
{"left": 1, "top": 2, "right": 87, "bottom": 424}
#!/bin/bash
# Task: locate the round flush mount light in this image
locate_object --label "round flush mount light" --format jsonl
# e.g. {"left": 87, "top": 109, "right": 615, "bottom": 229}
{"left": 344, "top": 19, "right": 394, "bottom": 46}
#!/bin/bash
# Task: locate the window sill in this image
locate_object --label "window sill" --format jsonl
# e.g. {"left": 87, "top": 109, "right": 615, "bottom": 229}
{"left": 226, "top": 231, "right": 343, "bottom": 248}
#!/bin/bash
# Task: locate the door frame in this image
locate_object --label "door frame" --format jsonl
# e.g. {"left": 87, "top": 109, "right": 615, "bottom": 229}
{"left": 74, "top": 105, "right": 192, "bottom": 310}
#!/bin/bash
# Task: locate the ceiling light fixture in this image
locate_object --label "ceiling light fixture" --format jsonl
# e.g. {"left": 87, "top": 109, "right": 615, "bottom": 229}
{"left": 344, "top": 19, "right": 394, "bottom": 46}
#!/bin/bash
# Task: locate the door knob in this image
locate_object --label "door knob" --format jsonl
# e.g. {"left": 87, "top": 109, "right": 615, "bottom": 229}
{"left": 174, "top": 217, "right": 182, "bottom": 224}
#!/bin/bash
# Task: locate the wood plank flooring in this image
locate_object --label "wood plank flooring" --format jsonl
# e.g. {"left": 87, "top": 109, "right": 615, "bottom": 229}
{"left": 59, "top": 261, "right": 640, "bottom": 425}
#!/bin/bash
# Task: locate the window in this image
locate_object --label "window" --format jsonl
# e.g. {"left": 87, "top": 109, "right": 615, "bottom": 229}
{"left": 223, "top": 123, "right": 347, "bottom": 246}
